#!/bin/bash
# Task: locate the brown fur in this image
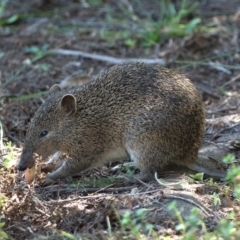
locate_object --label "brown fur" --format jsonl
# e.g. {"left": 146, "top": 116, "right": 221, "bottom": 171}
{"left": 17, "top": 62, "right": 205, "bottom": 181}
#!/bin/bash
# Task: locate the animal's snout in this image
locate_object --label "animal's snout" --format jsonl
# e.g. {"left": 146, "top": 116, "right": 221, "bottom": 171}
{"left": 17, "top": 150, "right": 35, "bottom": 171}
{"left": 17, "top": 163, "right": 27, "bottom": 171}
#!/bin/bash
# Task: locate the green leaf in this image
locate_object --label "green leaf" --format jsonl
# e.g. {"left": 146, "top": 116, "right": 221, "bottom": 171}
{"left": 124, "top": 39, "right": 136, "bottom": 47}
{"left": 189, "top": 172, "right": 204, "bottom": 181}
{"left": 0, "top": 14, "right": 19, "bottom": 26}
{"left": 222, "top": 154, "right": 235, "bottom": 164}
{"left": 0, "top": 222, "right": 5, "bottom": 228}
{"left": 0, "top": 231, "right": 8, "bottom": 239}
{"left": 5, "top": 14, "right": 19, "bottom": 24}
{"left": 186, "top": 18, "right": 201, "bottom": 32}
{"left": 166, "top": 27, "right": 188, "bottom": 37}
{"left": 59, "top": 230, "right": 76, "bottom": 240}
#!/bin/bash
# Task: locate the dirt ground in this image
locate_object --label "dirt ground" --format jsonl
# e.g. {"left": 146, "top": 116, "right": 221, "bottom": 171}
{"left": 1, "top": 0, "right": 240, "bottom": 239}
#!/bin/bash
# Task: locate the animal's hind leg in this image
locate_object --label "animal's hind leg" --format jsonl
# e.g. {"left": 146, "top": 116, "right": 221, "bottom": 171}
{"left": 125, "top": 142, "right": 169, "bottom": 181}
{"left": 125, "top": 112, "right": 179, "bottom": 181}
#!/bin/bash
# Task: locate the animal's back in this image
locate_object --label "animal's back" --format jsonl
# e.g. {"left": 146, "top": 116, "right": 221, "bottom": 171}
{"left": 73, "top": 62, "right": 202, "bottom": 123}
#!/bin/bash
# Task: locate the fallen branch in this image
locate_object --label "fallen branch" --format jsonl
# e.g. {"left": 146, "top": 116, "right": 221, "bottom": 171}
{"left": 50, "top": 49, "right": 166, "bottom": 65}
{"left": 160, "top": 194, "right": 212, "bottom": 217}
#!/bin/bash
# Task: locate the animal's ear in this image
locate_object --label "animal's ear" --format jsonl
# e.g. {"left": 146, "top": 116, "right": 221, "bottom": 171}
{"left": 60, "top": 94, "right": 77, "bottom": 116}
{"left": 49, "top": 84, "right": 62, "bottom": 94}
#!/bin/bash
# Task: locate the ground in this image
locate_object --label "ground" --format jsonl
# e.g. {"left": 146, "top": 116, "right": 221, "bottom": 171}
{"left": 1, "top": 0, "right": 240, "bottom": 239}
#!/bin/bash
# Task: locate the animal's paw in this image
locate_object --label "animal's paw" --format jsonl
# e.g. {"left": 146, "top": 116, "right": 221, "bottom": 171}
{"left": 41, "top": 163, "right": 57, "bottom": 174}
{"left": 42, "top": 176, "right": 57, "bottom": 186}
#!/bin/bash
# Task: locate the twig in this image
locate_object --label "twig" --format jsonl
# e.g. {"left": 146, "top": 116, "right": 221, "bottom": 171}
{"left": 94, "top": 183, "right": 116, "bottom": 193}
{"left": 162, "top": 194, "right": 212, "bottom": 217}
{"left": 214, "top": 122, "right": 240, "bottom": 138}
{"left": 203, "top": 140, "right": 220, "bottom": 147}
{"left": 38, "top": 185, "right": 134, "bottom": 194}
{"left": 195, "top": 84, "right": 220, "bottom": 99}
{"left": 221, "top": 73, "right": 240, "bottom": 87}
{"left": 106, "top": 216, "right": 112, "bottom": 238}
{"left": 206, "top": 114, "right": 240, "bottom": 125}
{"left": 117, "top": 172, "right": 155, "bottom": 188}
{"left": 206, "top": 106, "right": 238, "bottom": 114}
{"left": 25, "top": 18, "right": 48, "bottom": 35}
{"left": 221, "top": 122, "right": 240, "bottom": 131}
{"left": 175, "top": 60, "right": 240, "bottom": 70}
{"left": 27, "top": 227, "right": 34, "bottom": 234}
{"left": 50, "top": 49, "right": 166, "bottom": 65}
{"left": 133, "top": 177, "right": 154, "bottom": 188}
{"left": 155, "top": 172, "right": 184, "bottom": 187}
{"left": 208, "top": 61, "right": 231, "bottom": 75}
{"left": 43, "top": 196, "right": 95, "bottom": 206}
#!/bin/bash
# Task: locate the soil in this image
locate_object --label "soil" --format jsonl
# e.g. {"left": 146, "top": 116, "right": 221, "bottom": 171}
{"left": 1, "top": 0, "right": 240, "bottom": 239}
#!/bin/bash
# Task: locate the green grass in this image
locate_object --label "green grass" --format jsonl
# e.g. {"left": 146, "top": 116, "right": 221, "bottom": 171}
{"left": 9, "top": 91, "right": 47, "bottom": 101}
{"left": 0, "top": 0, "right": 18, "bottom": 26}
{"left": 21, "top": 0, "right": 203, "bottom": 49}
{"left": 0, "top": 127, "right": 8, "bottom": 240}
{"left": 99, "top": 0, "right": 201, "bottom": 48}
{"left": 119, "top": 209, "right": 155, "bottom": 239}
{"left": 2, "top": 141, "right": 16, "bottom": 169}
{"left": 0, "top": 194, "right": 8, "bottom": 240}
{"left": 71, "top": 175, "right": 122, "bottom": 188}
{"left": 0, "top": 119, "right": 3, "bottom": 151}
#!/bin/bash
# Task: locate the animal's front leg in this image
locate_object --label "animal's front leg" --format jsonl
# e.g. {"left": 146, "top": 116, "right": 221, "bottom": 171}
{"left": 43, "top": 159, "right": 90, "bottom": 185}
{"left": 41, "top": 151, "right": 66, "bottom": 174}
{"left": 45, "top": 151, "right": 63, "bottom": 164}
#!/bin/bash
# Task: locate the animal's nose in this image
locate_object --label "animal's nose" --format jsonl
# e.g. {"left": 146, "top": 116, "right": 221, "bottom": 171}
{"left": 17, "top": 149, "right": 35, "bottom": 171}
{"left": 16, "top": 163, "right": 27, "bottom": 171}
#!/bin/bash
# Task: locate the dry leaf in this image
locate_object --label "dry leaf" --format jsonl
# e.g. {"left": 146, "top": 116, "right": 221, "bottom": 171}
{"left": 25, "top": 165, "right": 36, "bottom": 183}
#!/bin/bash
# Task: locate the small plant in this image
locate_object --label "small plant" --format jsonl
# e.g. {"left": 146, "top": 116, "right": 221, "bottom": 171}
{"left": 140, "top": 0, "right": 201, "bottom": 47}
{"left": 216, "top": 216, "right": 237, "bottom": 239}
{"left": 120, "top": 209, "right": 154, "bottom": 239}
{"left": 207, "top": 192, "right": 221, "bottom": 207}
{"left": 0, "top": 195, "right": 8, "bottom": 240}
{"left": 122, "top": 163, "right": 136, "bottom": 178}
{"left": 3, "top": 141, "right": 16, "bottom": 169}
{"left": 99, "top": 0, "right": 201, "bottom": 48}
{"left": 37, "top": 63, "right": 51, "bottom": 72}
{"left": 0, "top": 222, "right": 8, "bottom": 240}
{"left": 189, "top": 172, "right": 204, "bottom": 181}
{"left": 0, "top": 0, "right": 19, "bottom": 26}
{"left": 166, "top": 154, "right": 240, "bottom": 239}
{"left": 168, "top": 201, "right": 207, "bottom": 239}
{"left": 159, "top": 0, "right": 201, "bottom": 35}
{"left": 24, "top": 44, "right": 50, "bottom": 61}
{"left": 0, "top": 119, "right": 3, "bottom": 151}
{"left": 223, "top": 154, "right": 240, "bottom": 198}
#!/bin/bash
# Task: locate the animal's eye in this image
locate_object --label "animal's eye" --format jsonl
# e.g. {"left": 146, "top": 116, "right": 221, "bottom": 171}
{"left": 39, "top": 130, "right": 48, "bottom": 138}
